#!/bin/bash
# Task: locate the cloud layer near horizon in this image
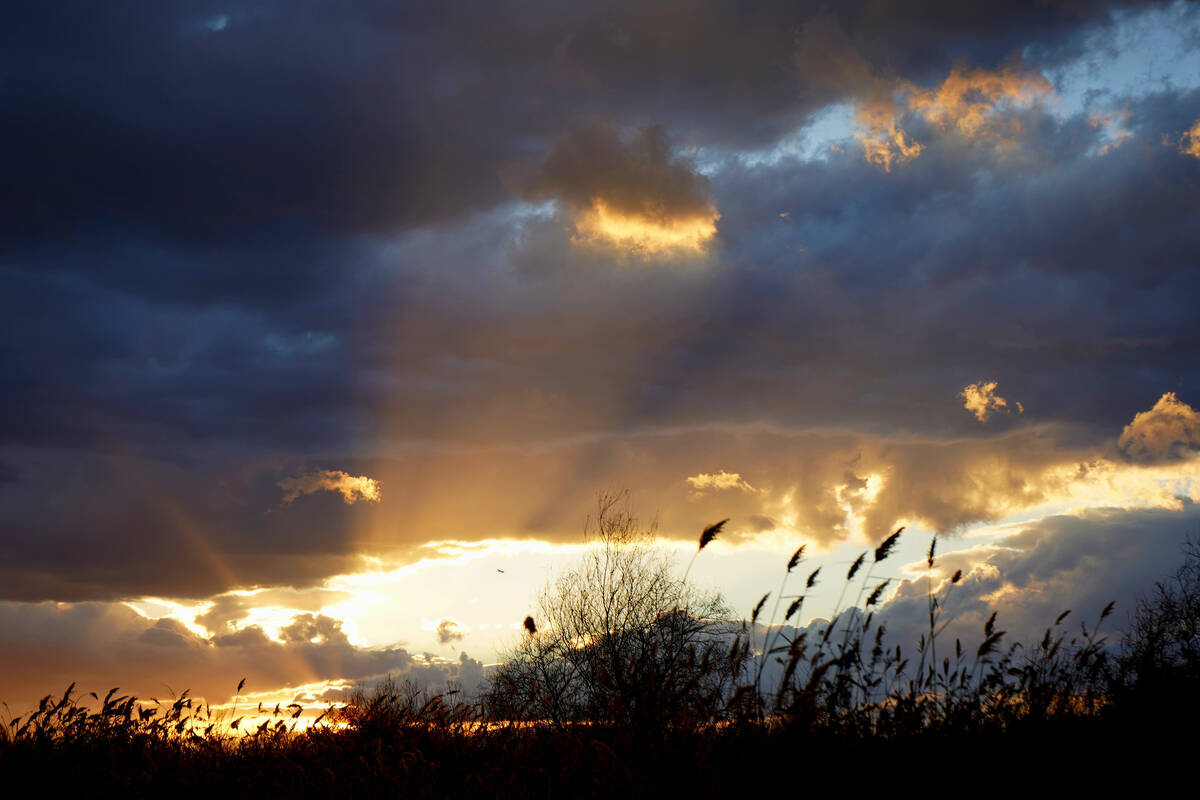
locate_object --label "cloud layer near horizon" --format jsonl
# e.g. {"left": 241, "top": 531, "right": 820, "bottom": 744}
{"left": 0, "top": 600, "right": 485, "bottom": 716}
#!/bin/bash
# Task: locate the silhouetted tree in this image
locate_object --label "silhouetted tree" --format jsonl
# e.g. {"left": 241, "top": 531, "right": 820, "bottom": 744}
{"left": 484, "top": 493, "right": 738, "bottom": 731}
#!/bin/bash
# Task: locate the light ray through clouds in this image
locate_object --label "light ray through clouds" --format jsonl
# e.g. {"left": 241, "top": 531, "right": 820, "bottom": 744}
{"left": 107, "top": 393, "right": 1200, "bottom": 670}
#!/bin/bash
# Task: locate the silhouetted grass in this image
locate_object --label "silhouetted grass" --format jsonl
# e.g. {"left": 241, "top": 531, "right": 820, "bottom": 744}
{"left": 3, "top": 528, "right": 1198, "bottom": 796}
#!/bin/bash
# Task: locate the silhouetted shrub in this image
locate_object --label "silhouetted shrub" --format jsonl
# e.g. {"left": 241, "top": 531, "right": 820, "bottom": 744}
{"left": 1111, "top": 537, "right": 1200, "bottom": 716}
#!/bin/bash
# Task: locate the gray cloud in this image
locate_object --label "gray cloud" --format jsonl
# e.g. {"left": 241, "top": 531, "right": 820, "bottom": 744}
{"left": 521, "top": 123, "right": 716, "bottom": 222}
{"left": 740, "top": 504, "right": 1200, "bottom": 698}
{"left": 0, "top": 601, "right": 485, "bottom": 716}
{"left": 875, "top": 505, "right": 1200, "bottom": 651}
{"left": 436, "top": 618, "right": 469, "bottom": 645}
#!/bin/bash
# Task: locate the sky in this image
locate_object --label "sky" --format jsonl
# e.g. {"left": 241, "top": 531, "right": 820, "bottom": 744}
{"left": 3, "top": 0, "right": 1200, "bottom": 715}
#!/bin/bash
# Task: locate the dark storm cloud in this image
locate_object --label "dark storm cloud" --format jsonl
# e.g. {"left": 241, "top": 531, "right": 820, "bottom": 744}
{"left": 0, "top": 450, "right": 387, "bottom": 601}
{"left": 0, "top": 1, "right": 1159, "bottom": 250}
{"left": 700, "top": 88, "right": 1200, "bottom": 435}
{"left": 520, "top": 123, "right": 715, "bottom": 221}
{"left": 4, "top": 83, "right": 1200, "bottom": 602}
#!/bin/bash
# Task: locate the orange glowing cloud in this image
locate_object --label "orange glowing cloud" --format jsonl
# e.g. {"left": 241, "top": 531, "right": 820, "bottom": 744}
{"left": 907, "top": 65, "right": 1050, "bottom": 138}
{"left": 854, "top": 65, "right": 1051, "bottom": 170}
{"left": 855, "top": 97, "right": 924, "bottom": 172}
{"left": 277, "top": 469, "right": 382, "bottom": 504}
{"left": 1180, "top": 117, "right": 1200, "bottom": 159}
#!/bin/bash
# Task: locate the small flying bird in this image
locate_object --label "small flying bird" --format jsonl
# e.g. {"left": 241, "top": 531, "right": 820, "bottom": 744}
{"left": 496, "top": 569, "right": 505, "bottom": 573}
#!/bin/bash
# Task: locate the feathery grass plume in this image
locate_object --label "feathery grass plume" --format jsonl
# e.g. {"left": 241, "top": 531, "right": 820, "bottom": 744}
{"left": 752, "top": 593, "right": 769, "bottom": 625}
{"left": 951, "top": 569, "right": 963, "bottom": 583}
{"left": 977, "top": 629, "right": 1006, "bottom": 659}
{"left": 806, "top": 567, "right": 821, "bottom": 589}
{"left": 762, "top": 544, "right": 809, "bottom": 714}
{"left": 927, "top": 535, "right": 937, "bottom": 568}
{"left": 523, "top": 616, "right": 537, "bottom": 635}
{"left": 787, "top": 545, "right": 807, "bottom": 573}
{"left": 866, "top": 579, "right": 891, "bottom": 607}
{"left": 1055, "top": 609, "right": 1071, "bottom": 626}
{"left": 1100, "top": 601, "right": 1115, "bottom": 621}
{"left": 874, "top": 527, "right": 904, "bottom": 562}
{"left": 785, "top": 596, "right": 804, "bottom": 621}
{"left": 684, "top": 518, "right": 729, "bottom": 582}
{"left": 699, "top": 519, "right": 728, "bottom": 551}
{"left": 847, "top": 552, "right": 867, "bottom": 581}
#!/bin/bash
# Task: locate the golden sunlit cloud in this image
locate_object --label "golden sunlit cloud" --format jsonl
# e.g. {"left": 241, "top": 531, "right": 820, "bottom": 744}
{"left": 855, "top": 97, "right": 924, "bottom": 172}
{"left": 1118, "top": 391, "right": 1200, "bottom": 463}
{"left": 686, "top": 470, "right": 761, "bottom": 494}
{"left": 908, "top": 65, "right": 1050, "bottom": 138}
{"left": 961, "top": 381, "right": 1022, "bottom": 422}
{"left": 1180, "top": 117, "right": 1200, "bottom": 159}
{"left": 277, "top": 469, "right": 381, "bottom": 504}
{"left": 855, "top": 65, "right": 1051, "bottom": 170}
{"left": 570, "top": 199, "right": 719, "bottom": 257}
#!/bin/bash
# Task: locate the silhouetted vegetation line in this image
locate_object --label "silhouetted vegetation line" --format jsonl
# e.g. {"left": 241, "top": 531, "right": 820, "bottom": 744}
{"left": 4, "top": 518, "right": 1200, "bottom": 795}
